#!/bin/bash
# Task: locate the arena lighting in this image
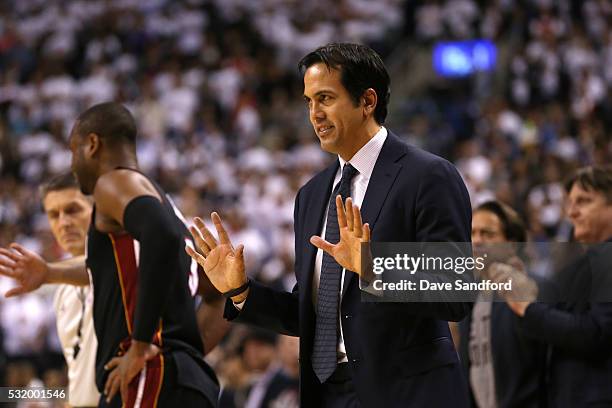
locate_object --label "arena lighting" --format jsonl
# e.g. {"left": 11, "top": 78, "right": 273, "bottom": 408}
{"left": 433, "top": 40, "right": 497, "bottom": 77}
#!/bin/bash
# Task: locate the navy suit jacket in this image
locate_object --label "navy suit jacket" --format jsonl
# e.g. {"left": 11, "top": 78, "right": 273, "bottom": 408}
{"left": 225, "top": 132, "right": 474, "bottom": 407}
{"left": 520, "top": 241, "right": 612, "bottom": 407}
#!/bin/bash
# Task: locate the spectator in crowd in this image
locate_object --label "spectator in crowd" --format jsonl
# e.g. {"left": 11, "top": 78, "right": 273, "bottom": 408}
{"left": 219, "top": 328, "right": 277, "bottom": 408}
{"left": 243, "top": 334, "right": 299, "bottom": 408}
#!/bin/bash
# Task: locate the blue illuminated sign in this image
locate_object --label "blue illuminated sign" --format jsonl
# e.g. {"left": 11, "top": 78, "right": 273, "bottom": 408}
{"left": 433, "top": 40, "right": 497, "bottom": 77}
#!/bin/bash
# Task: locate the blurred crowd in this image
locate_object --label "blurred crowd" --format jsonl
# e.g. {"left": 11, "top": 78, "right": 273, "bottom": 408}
{"left": 0, "top": 0, "right": 610, "bottom": 406}
{"left": 401, "top": 0, "right": 612, "bottom": 243}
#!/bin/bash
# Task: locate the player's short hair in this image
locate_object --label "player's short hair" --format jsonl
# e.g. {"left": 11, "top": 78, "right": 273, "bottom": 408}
{"left": 75, "top": 102, "right": 137, "bottom": 145}
{"left": 298, "top": 43, "right": 391, "bottom": 125}
{"left": 39, "top": 172, "right": 79, "bottom": 199}
{"left": 565, "top": 165, "right": 612, "bottom": 203}
{"left": 475, "top": 200, "right": 527, "bottom": 242}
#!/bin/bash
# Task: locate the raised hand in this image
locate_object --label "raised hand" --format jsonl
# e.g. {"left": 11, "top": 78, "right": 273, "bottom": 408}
{"left": 185, "top": 212, "right": 246, "bottom": 295}
{"left": 0, "top": 243, "right": 48, "bottom": 297}
{"left": 310, "top": 196, "right": 371, "bottom": 277}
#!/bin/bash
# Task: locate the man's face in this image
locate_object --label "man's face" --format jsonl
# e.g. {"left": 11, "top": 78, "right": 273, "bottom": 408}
{"left": 43, "top": 188, "right": 92, "bottom": 256}
{"left": 472, "top": 210, "right": 515, "bottom": 264}
{"left": 303, "top": 63, "right": 365, "bottom": 159}
{"left": 242, "top": 340, "right": 275, "bottom": 372}
{"left": 567, "top": 183, "right": 612, "bottom": 243}
{"left": 69, "top": 124, "right": 96, "bottom": 195}
{"left": 472, "top": 210, "right": 506, "bottom": 246}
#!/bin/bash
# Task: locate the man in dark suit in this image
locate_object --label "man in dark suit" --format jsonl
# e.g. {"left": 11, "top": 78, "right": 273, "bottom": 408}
{"left": 187, "top": 43, "right": 473, "bottom": 407}
{"left": 492, "top": 165, "right": 612, "bottom": 407}
{"left": 460, "top": 201, "right": 547, "bottom": 408}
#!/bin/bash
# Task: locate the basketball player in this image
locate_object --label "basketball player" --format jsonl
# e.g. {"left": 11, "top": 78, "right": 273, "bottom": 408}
{"left": 0, "top": 102, "right": 222, "bottom": 407}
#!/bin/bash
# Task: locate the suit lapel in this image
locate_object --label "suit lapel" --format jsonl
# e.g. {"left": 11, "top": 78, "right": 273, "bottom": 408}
{"left": 342, "top": 132, "right": 407, "bottom": 296}
{"left": 299, "top": 160, "right": 339, "bottom": 303}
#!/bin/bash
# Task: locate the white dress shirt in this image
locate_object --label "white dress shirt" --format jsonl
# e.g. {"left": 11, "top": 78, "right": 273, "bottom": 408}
{"left": 312, "top": 126, "right": 388, "bottom": 362}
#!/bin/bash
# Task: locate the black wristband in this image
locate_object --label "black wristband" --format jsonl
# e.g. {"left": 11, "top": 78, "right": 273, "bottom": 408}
{"left": 222, "top": 279, "right": 251, "bottom": 299}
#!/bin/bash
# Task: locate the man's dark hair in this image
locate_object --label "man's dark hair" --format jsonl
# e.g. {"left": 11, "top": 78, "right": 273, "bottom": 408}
{"left": 75, "top": 102, "right": 137, "bottom": 145}
{"left": 237, "top": 328, "right": 278, "bottom": 357}
{"left": 475, "top": 200, "right": 527, "bottom": 242}
{"left": 298, "top": 43, "right": 391, "bottom": 124}
{"left": 565, "top": 165, "right": 612, "bottom": 203}
{"left": 39, "top": 172, "right": 79, "bottom": 199}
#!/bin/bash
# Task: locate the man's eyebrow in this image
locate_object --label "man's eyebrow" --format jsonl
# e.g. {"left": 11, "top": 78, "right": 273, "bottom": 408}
{"left": 314, "top": 89, "right": 335, "bottom": 96}
{"left": 304, "top": 90, "right": 336, "bottom": 99}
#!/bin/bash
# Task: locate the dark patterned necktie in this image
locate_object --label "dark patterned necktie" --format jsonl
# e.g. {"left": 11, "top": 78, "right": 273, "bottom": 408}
{"left": 312, "top": 163, "right": 358, "bottom": 383}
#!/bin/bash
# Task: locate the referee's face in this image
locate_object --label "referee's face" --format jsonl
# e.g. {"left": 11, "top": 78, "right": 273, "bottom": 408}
{"left": 43, "top": 188, "right": 92, "bottom": 257}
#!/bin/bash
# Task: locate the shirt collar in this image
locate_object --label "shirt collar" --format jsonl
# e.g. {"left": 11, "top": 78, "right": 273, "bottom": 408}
{"left": 338, "top": 126, "right": 388, "bottom": 180}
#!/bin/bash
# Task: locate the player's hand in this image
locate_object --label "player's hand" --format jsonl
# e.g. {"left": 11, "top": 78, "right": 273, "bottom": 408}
{"left": 104, "top": 341, "right": 160, "bottom": 403}
{"left": 310, "top": 196, "right": 371, "bottom": 277}
{"left": 0, "top": 243, "right": 48, "bottom": 297}
{"left": 185, "top": 213, "right": 247, "bottom": 299}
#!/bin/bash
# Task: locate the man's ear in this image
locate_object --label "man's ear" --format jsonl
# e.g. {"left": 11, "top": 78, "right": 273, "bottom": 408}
{"left": 85, "top": 132, "right": 101, "bottom": 158}
{"left": 362, "top": 88, "right": 378, "bottom": 118}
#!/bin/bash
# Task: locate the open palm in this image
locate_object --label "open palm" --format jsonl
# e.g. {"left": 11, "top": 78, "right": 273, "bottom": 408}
{"left": 310, "top": 196, "right": 371, "bottom": 276}
{"left": 0, "top": 244, "right": 48, "bottom": 297}
{"left": 185, "top": 212, "right": 246, "bottom": 294}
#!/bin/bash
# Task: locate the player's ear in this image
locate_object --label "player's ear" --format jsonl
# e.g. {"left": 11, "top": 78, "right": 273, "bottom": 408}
{"left": 85, "top": 132, "right": 101, "bottom": 158}
{"left": 362, "top": 88, "right": 377, "bottom": 118}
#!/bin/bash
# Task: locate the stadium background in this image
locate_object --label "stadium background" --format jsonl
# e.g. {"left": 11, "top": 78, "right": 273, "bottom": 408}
{"left": 0, "top": 0, "right": 610, "bottom": 406}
